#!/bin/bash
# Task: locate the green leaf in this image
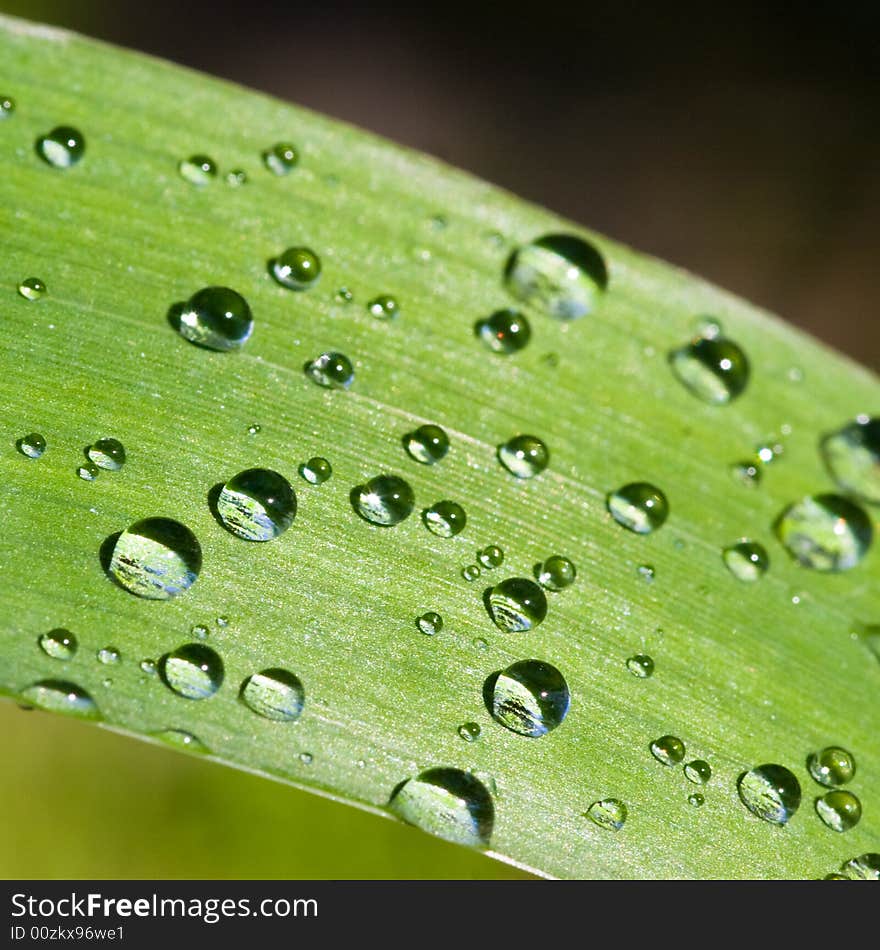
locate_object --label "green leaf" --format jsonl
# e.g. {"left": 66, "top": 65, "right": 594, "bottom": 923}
{"left": 0, "top": 14, "right": 877, "bottom": 879}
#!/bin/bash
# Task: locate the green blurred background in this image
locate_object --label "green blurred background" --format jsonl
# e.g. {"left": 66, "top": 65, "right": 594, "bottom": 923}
{"left": 1, "top": 0, "right": 878, "bottom": 878}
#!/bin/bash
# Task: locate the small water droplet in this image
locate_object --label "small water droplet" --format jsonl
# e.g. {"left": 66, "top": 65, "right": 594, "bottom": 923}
{"left": 38, "top": 629, "right": 78, "bottom": 661}
{"left": 153, "top": 729, "right": 208, "bottom": 753}
{"left": 367, "top": 294, "right": 399, "bottom": 320}
{"left": 626, "top": 654, "right": 654, "bottom": 678}
{"left": 77, "top": 462, "right": 99, "bottom": 481}
{"left": 247, "top": 423, "right": 261, "bottom": 435}
{"left": 351, "top": 474, "right": 415, "bottom": 526}
{"left": 488, "top": 659, "right": 569, "bottom": 736}
{"left": 36, "top": 126, "right": 85, "bottom": 168}
{"left": 108, "top": 517, "right": 202, "bottom": 600}
{"left": 335, "top": 287, "right": 354, "bottom": 304}
{"left": 821, "top": 416, "right": 880, "bottom": 503}
{"left": 417, "top": 611, "right": 443, "bottom": 636}
{"left": 140, "top": 659, "right": 157, "bottom": 675}
{"left": 585, "top": 798, "right": 627, "bottom": 831}
{"left": 475, "top": 309, "right": 531, "bottom": 354}
{"left": 535, "top": 556, "right": 576, "bottom": 591}
{"left": 688, "top": 793, "right": 705, "bottom": 807}
{"left": 775, "top": 494, "right": 872, "bottom": 572}
{"left": 722, "top": 540, "right": 769, "bottom": 582}
{"left": 497, "top": 434, "right": 549, "bottom": 479}
{"left": 669, "top": 335, "right": 750, "bottom": 404}
{"left": 18, "top": 277, "right": 46, "bottom": 301}
{"left": 807, "top": 747, "right": 856, "bottom": 787}
{"left": 650, "top": 734, "right": 686, "bottom": 766}
{"left": 636, "top": 564, "right": 655, "bottom": 583}
{"left": 458, "top": 722, "right": 481, "bottom": 742}
{"left": 462, "top": 564, "right": 481, "bottom": 582}
{"left": 389, "top": 767, "right": 494, "bottom": 847}
{"left": 263, "top": 142, "right": 298, "bottom": 175}
{"left": 226, "top": 168, "right": 247, "bottom": 187}
{"left": 0, "top": 95, "right": 14, "bottom": 118}
{"left": 178, "top": 154, "right": 217, "bottom": 185}
{"left": 191, "top": 623, "right": 209, "bottom": 640}
{"left": 731, "top": 460, "right": 761, "bottom": 488}
{"left": 840, "top": 854, "right": 880, "bottom": 880}
{"left": 17, "top": 432, "right": 46, "bottom": 459}
{"left": 404, "top": 424, "right": 449, "bottom": 465}
{"left": 178, "top": 286, "right": 254, "bottom": 351}
{"left": 299, "top": 751, "right": 314, "bottom": 765}
{"left": 299, "top": 456, "right": 332, "bottom": 484}
{"left": 816, "top": 791, "right": 861, "bottom": 832}
{"left": 305, "top": 351, "right": 354, "bottom": 389}
{"left": 270, "top": 246, "right": 322, "bottom": 290}
{"left": 477, "top": 545, "right": 504, "bottom": 569}
{"left": 216, "top": 615, "right": 229, "bottom": 628}
{"left": 217, "top": 468, "right": 296, "bottom": 541}
{"left": 505, "top": 234, "right": 608, "bottom": 320}
{"left": 737, "top": 764, "right": 801, "bottom": 825}
{"left": 473, "top": 636, "right": 489, "bottom": 650}
{"left": 487, "top": 577, "right": 547, "bottom": 632}
{"left": 684, "top": 760, "right": 712, "bottom": 784}
{"left": 96, "top": 646, "right": 120, "bottom": 665}
{"left": 240, "top": 668, "right": 305, "bottom": 722}
{"left": 87, "top": 437, "right": 126, "bottom": 471}
{"left": 161, "top": 643, "right": 224, "bottom": 700}
{"left": 20, "top": 680, "right": 99, "bottom": 718}
{"left": 423, "top": 500, "right": 467, "bottom": 538}
{"left": 607, "top": 482, "right": 669, "bottom": 534}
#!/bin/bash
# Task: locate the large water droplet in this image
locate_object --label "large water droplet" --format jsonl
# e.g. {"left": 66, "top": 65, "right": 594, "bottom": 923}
{"left": 178, "top": 154, "right": 217, "bottom": 186}
{"left": 669, "top": 335, "right": 750, "bottom": 404}
{"left": 626, "top": 654, "right": 654, "bottom": 678}
{"left": 299, "top": 456, "right": 332, "bottom": 485}
{"left": 38, "top": 629, "right": 78, "bottom": 661}
{"left": 178, "top": 287, "right": 254, "bottom": 351}
{"left": 722, "top": 540, "right": 769, "bottom": 582}
{"left": 737, "top": 764, "right": 801, "bottom": 825}
{"left": 816, "top": 791, "right": 861, "bottom": 832}
{"left": 821, "top": 416, "right": 880, "bottom": 503}
{"left": 404, "top": 424, "right": 449, "bottom": 465}
{"left": 841, "top": 854, "right": 880, "bottom": 880}
{"left": 217, "top": 468, "right": 296, "bottom": 541}
{"left": 108, "top": 517, "right": 202, "bottom": 600}
{"left": 488, "top": 659, "right": 570, "bottom": 737}
{"left": 807, "top": 747, "right": 856, "bottom": 787}
{"left": 263, "top": 142, "right": 298, "bottom": 175}
{"left": 36, "top": 126, "right": 85, "bottom": 168}
{"left": 351, "top": 474, "right": 415, "bottom": 526}
{"left": 423, "top": 500, "right": 467, "bottom": 538}
{"left": 389, "top": 768, "right": 494, "bottom": 847}
{"left": 535, "top": 555, "right": 576, "bottom": 591}
{"left": 153, "top": 729, "right": 208, "bottom": 753}
{"left": 240, "top": 668, "right": 304, "bottom": 721}
{"left": 475, "top": 309, "right": 531, "bottom": 354}
{"left": 487, "top": 577, "right": 547, "bottom": 632}
{"left": 505, "top": 234, "right": 608, "bottom": 320}
{"left": 607, "top": 482, "right": 669, "bottom": 534}
{"left": 87, "top": 438, "right": 126, "bottom": 471}
{"left": 20, "top": 680, "right": 99, "bottom": 719}
{"left": 650, "top": 734, "right": 686, "bottom": 766}
{"left": 18, "top": 277, "right": 46, "bottom": 301}
{"left": 161, "top": 643, "right": 224, "bottom": 699}
{"left": 775, "top": 494, "right": 872, "bottom": 572}
{"left": 497, "top": 434, "right": 549, "bottom": 479}
{"left": 305, "top": 351, "right": 354, "bottom": 389}
{"left": 270, "top": 247, "right": 322, "bottom": 290}
{"left": 17, "top": 432, "right": 46, "bottom": 458}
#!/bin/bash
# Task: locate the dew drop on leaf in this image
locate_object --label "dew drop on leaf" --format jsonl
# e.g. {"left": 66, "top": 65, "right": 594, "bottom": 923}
{"left": 417, "top": 611, "right": 443, "bottom": 636}
{"left": 299, "top": 456, "right": 332, "bottom": 485}
{"left": 16, "top": 432, "right": 46, "bottom": 458}
{"left": 0, "top": 95, "right": 14, "bottom": 118}
{"left": 263, "top": 142, "right": 298, "bottom": 175}
{"left": 270, "top": 247, "right": 322, "bottom": 291}
{"left": 534, "top": 555, "right": 576, "bottom": 591}
{"left": 351, "top": 474, "right": 415, "bottom": 526}
{"left": 240, "top": 668, "right": 305, "bottom": 722}
{"left": 88, "top": 438, "right": 126, "bottom": 471}
{"left": 688, "top": 793, "right": 705, "bottom": 807}
{"left": 650, "top": 734, "right": 686, "bottom": 766}
{"left": 19, "top": 680, "right": 99, "bottom": 719}
{"left": 731, "top": 459, "right": 761, "bottom": 488}
{"left": 497, "top": 434, "right": 549, "bottom": 479}
{"left": 477, "top": 545, "right": 504, "bottom": 569}
{"left": 807, "top": 747, "right": 856, "bottom": 787}
{"left": 423, "top": 500, "right": 467, "bottom": 538}
{"left": 153, "top": 729, "right": 209, "bottom": 754}
{"left": 821, "top": 416, "right": 880, "bottom": 503}
{"left": 161, "top": 643, "right": 224, "bottom": 700}
{"left": 626, "top": 654, "right": 654, "bottom": 678}
{"left": 77, "top": 462, "right": 99, "bottom": 481}
{"left": 216, "top": 468, "right": 297, "bottom": 541}
{"left": 775, "top": 493, "right": 872, "bottom": 572}
{"left": 305, "top": 351, "right": 354, "bottom": 389}
{"left": 38, "top": 629, "right": 77, "bottom": 661}
{"left": 367, "top": 294, "right": 399, "bottom": 320}
{"left": 585, "top": 798, "right": 627, "bottom": 831}
{"left": 404, "top": 424, "right": 449, "bottom": 465}
{"left": 226, "top": 169, "right": 247, "bottom": 187}
{"left": 815, "top": 790, "right": 861, "bottom": 832}
{"left": 18, "top": 277, "right": 46, "bottom": 301}
{"left": 462, "top": 564, "right": 481, "bottom": 582}
{"left": 607, "top": 482, "right": 669, "bottom": 534}
{"left": 737, "top": 764, "right": 801, "bottom": 825}
{"left": 96, "top": 646, "right": 120, "bottom": 665}
{"left": 475, "top": 309, "right": 531, "bottom": 354}
{"left": 458, "top": 722, "right": 481, "bottom": 742}
{"left": 668, "top": 334, "right": 750, "bottom": 404}
{"left": 177, "top": 286, "right": 254, "bottom": 352}
{"left": 840, "top": 854, "right": 880, "bottom": 880}
{"left": 108, "top": 517, "right": 202, "bottom": 600}
{"left": 488, "top": 659, "right": 570, "bottom": 737}
{"left": 722, "top": 540, "right": 769, "bottom": 582}
{"left": 684, "top": 760, "right": 712, "bottom": 784}
{"left": 487, "top": 577, "right": 547, "bottom": 632}
{"left": 178, "top": 154, "right": 217, "bottom": 185}
{"left": 36, "top": 126, "right": 85, "bottom": 168}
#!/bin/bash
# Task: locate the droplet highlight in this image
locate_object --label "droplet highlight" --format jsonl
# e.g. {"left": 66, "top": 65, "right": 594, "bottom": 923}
{"left": 807, "top": 747, "right": 856, "bottom": 787}
{"left": 650, "top": 734, "right": 686, "bottom": 766}
{"left": 178, "top": 154, "right": 217, "bottom": 186}
{"left": 263, "top": 142, "right": 298, "bottom": 175}
{"left": 17, "top": 432, "right": 46, "bottom": 459}
{"left": 20, "top": 680, "right": 99, "bottom": 719}
{"left": 299, "top": 457, "right": 332, "bottom": 485}
{"left": 535, "top": 555, "right": 576, "bottom": 591}
{"left": 87, "top": 438, "right": 126, "bottom": 471}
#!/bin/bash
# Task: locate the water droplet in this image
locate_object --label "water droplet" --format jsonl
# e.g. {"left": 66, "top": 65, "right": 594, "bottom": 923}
{"left": 404, "top": 424, "right": 449, "bottom": 465}
{"left": 335, "top": 287, "right": 354, "bottom": 304}
{"left": 488, "top": 659, "right": 569, "bottom": 736}
{"left": 17, "top": 432, "right": 46, "bottom": 459}
{"left": 497, "top": 434, "right": 549, "bottom": 479}
{"left": 247, "top": 423, "right": 261, "bottom": 435}
{"left": 722, "top": 540, "right": 769, "bottom": 582}
{"left": 607, "top": 482, "right": 669, "bottom": 534}
{"left": 636, "top": 564, "right": 655, "bottom": 582}
{"left": 807, "top": 747, "right": 856, "bottom": 787}
{"left": 840, "top": 854, "right": 880, "bottom": 880}
{"left": 153, "top": 729, "right": 208, "bottom": 753}
{"left": 367, "top": 294, "right": 399, "bottom": 320}
{"left": 0, "top": 95, "right": 14, "bottom": 118}
{"left": 108, "top": 517, "right": 202, "bottom": 600}
{"left": 96, "top": 646, "right": 120, "bottom": 665}
{"left": 737, "top": 764, "right": 801, "bottom": 825}
{"left": 191, "top": 623, "right": 209, "bottom": 640}
{"left": 299, "top": 456, "right": 332, "bottom": 485}
{"left": 305, "top": 351, "right": 354, "bottom": 389}
{"left": 816, "top": 790, "right": 861, "bottom": 832}
{"left": 19, "top": 680, "right": 99, "bottom": 719}
{"left": 263, "top": 142, "right": 298, "bottom": 175}
{"left": 473, "top": 636, "right": 489, "bottom": 650}
{"left": 423, "top": 500, "right": 467, "bottom": 538}
{"left": 462, "top": 564, "right": 481, "bottom": 582}
{"left": 18, "top": 277, "right": 46, "bottom": 301}
{"left": 669, "top": 335, "right": 750, "bottom": 404}
{"left": 626, "top": 654, "right": 654, "bottom": 678}
{"left": 299, "top": 751, "right": 314, "bottom": 765}
{"left": 77, "top": 463, "right": 99, "bottom": 481}
{"left": 226, "top": 169, "right": 247, "bottom": 187}
{"left": 161, "top": 643, "right": 224, "bottom": 700}
{"left": 477, "top": 545, "right": 504, "bottom": 569}
{"left": 217, "top": 468, "right": 296, "bottom": 541}
{"left": 217, "top": 615, "right": 229, "bottom": 628}
{"left": 731, "top": 460, "right": 761, "bottom": 488}
{"left": 87, "top": 437, "right": 126, "bottom": 471}
{"left": 389, "top": 767, "right": 494, "bottom": 847}
{"left": 822, "top": 417, "right": 880, "bottom": 503}
{"left": 417, "top": 611, "right": 443, "bottom": 636}
{"left": 585, "top": 798, "right": 627, "bottom": 831}
{"left": 38, "top": 629, "right": 78, "bottom": 661}
{"left": 178, "top": 154, "right": 216, "bottom": 185}
{"left": 650, "top": 734, "right": 686, "bottom": 766}
{"left": 458, "top": 722, "right": 481, "bottom": 742}
{"left": 688, "top": 793, "right": 705, "bottom": 807}
{"left": 475, "top": 309, "right": 531, "bottom": 354}
{"left": 505, "top": 234, "right": 608, "bottom": 320}
{"left": 140, "top": 659, "right": 157, "bottom": 675}
{"left": 487, "top": 577, "right": 547, "bottom": 632}
{"left": 351, "top": 474, "right": 415, "bottom": 526}
{"left": 36, "top": 126, "right": 85, "bottom": 168}
{"left": 684, "top": 760, "right": 712, "bottom": 784}
{"left": 240, "top": 668, "right": 305, "bottom": 722}
{"left": 270, "top": 246, "right": 322, "bottom": 291}
{"left": 775, "top": 494, "right": 872, "bottom": 572}
{"left": 175, "top": 285, "right": 253, "bottom": 352}
{"left": 535, "top": 556, "right": 576, "bottom": 591}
